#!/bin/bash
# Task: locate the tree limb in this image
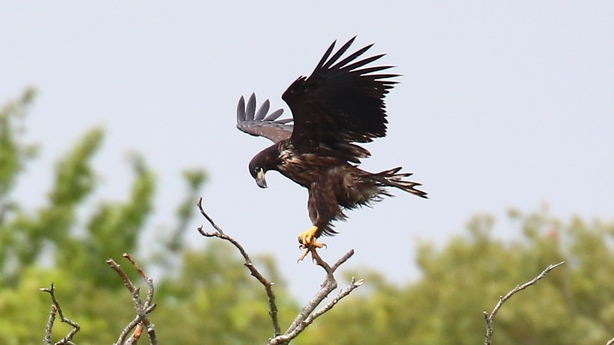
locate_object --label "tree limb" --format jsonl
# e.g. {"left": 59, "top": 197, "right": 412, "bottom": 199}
{"left": 107, "top": 254, "right": 158, "bottom": 345}
{"left": 483, "top": 261, "right": 565, "bottom": 345}
{"left": 41, "top": 283, "right": 80, "bottom": 345}
{"left": 271, "top": 276, "right": 363, "bottom": 345}
{"left": 197, "top": 197, "right": 281, "bottom": 336}
{"left": 197, "top": 197, "right": 361, "bottom": 344}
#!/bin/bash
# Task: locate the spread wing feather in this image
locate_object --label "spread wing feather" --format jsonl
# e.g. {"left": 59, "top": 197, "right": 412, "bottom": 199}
{"left": 282, "top": 36, "right": 398, "bottom": 159}
{"left": 236, "top": 93, "right": 293, "bottom": 143}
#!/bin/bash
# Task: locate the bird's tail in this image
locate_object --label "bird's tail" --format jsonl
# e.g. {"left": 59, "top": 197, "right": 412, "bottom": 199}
{"left": 372, "top": 167, "right": 428, "bottom": 199}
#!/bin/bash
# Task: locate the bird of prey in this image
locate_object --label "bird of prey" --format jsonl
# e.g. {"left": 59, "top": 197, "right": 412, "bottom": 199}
{"left": 236, "top": 37, "right": 427, "bottom": 259}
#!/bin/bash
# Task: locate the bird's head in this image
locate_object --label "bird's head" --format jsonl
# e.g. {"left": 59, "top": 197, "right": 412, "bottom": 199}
{"left": 248, "top": 145, "right": 281, "bottom": 189}
{"left": 249, "top": 159, "right": 267, "bottom": 188}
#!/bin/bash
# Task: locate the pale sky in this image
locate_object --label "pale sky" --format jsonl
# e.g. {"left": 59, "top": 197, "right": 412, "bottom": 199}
{"left": 2, "top": 2, "right": 613, "bottom": 302}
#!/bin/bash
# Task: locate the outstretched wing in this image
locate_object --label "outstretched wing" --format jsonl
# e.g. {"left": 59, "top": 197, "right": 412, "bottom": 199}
{"left": 236, "top": 93, "right": 293, "bottom": 143}
{"left": 282, "top": 36, "right": 397, "bottom": 157}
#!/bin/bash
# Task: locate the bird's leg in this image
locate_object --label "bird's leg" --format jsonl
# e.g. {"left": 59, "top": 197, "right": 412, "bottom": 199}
{"left": 297, "top": 225, "right": 325, "bottom": 261}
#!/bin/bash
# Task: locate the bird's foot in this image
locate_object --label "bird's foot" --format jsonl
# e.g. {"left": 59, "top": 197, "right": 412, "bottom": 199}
{"left": 297, "top": 226, "right": 326, "bottom": 261}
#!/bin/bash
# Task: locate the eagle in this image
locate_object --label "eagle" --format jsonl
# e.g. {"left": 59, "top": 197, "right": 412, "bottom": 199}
{"left": 236, "top": 37, "right": 427, "bottom": 259}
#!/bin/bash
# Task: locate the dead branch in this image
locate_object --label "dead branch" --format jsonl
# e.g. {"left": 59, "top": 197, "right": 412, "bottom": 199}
{"left": 271, "top": 273, "right": 362, "bottom": 345}
{"left": 197, "top": 197, "right": 361, "bottom": 344}
{"left": 41, "top": 283, "right": 80, "bottom": 345}
{"left": 107, "top": 254, "right": 158, "bottom": 345}
{"left": 197, "top": 197, "right": 282, "bottom": 336}
{"left": 483, "top": 261, "right": 565, "bottom": 345}
{"left": 275, "top": 248, "right": 356, "bottom": 345}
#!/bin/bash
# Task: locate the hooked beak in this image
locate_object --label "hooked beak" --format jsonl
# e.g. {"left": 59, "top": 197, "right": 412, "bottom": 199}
{"left": 255, "top": 169, "right": 267, "bottom": 189}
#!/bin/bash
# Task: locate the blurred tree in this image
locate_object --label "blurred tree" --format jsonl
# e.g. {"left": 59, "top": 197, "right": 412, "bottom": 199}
{"left": 298, "top": 206, "right": 614, "bottom": 345}
{"left": 0, "top": 88, "right": 299, "bottom": 344}
{"left": 0, "top": 88, "right": 162, "bottom": 288}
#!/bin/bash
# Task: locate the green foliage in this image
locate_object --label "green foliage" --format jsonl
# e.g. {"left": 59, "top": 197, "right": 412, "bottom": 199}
{"left": 0, "top": 89, "right": 191, "bottom": 341}
{"left": 298, "top": 207, "right": 614, "bottom": 345}
{"left": 0, "top": 121, "right": 155, "bottom": 288}
{"left": 0, "top": 88, "right": 38, "bottom": 282}
{"left": 0, "top": 87, "right": 37, "bottom": 201}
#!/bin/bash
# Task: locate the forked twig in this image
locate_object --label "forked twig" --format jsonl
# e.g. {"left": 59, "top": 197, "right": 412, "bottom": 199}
{"left": 107, "top": 254, "right": 158, "bottom": 345}
{"left": 483, "top": 261, "right": 565, "bottom": 345}
{"left": 271, "top": 263, "right": 362, "bottom": 345}
{"left": 197, "top": 197, "right": 225, "bottom": 234}
{"left": 41, "top": 283, "right": 80, "bottom": 345}
{"left": 279, "top": 248, "right": 355, "bottom": 340}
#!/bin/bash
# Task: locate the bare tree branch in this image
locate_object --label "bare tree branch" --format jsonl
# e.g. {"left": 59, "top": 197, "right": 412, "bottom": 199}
{"left": 123, "top": 324, "right": 144, "bottom": 345}
{"left": 606, "top": 336, "right": 614, "bottom": 345}
{"left": 115, "top": 304, "right": 157, "bottom": 345}
{"left": 107, "top": 254, "right": 158, "bottom": 345}
{"left": 197, "top": 197, "right": 225, "bottom": 234}
{"left": 279, "top": 248, "right": 354, "bottom": 340}
{"left": 41, "top": 283, "right": 80, "bottom": 345}
{"left": 271, "top": 277, "right": 363, "bottom": 344}
{"left": 43, "top": 304, "right": 57, "bottom": 345}
{"left": 124, "top": 253, "right": 156, "bottom": 309}
{"left": 483, "top": 261, "right": 565, "bottom": 345}
{"left": 197, "top": 197, "right": 281, "bottom": 336}
{"left": 197, "top": 197, "right": 362, "bottom": 345}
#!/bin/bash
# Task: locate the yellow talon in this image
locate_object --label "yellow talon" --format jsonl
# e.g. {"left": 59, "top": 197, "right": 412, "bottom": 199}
{"left": 297, "top": 226, "right": 325, "bottom": 261}
{"left": 298, "top": 226, "right": 324, "bottom": 248}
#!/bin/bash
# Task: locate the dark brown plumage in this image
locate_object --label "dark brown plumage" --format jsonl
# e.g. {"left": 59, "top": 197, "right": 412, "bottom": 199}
{"left": 236, "top": 37, "right": 427, "bottom": 253}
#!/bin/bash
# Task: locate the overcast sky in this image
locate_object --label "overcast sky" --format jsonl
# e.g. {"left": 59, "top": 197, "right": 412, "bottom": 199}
{"left": 2, "top": 2, "right": 613, "bottom": 302}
